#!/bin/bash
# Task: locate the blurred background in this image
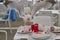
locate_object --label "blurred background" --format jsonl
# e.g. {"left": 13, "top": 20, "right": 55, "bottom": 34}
{"left": 0, "top": 0, "right": 60, "bottom": 40}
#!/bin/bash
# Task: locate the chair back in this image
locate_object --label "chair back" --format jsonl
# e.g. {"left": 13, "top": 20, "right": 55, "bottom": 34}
{"left": 0, "top": 4, "right": 6, "bottom": 14}
{"left": 32, "top": 16, "right": 53, "bottom": 26}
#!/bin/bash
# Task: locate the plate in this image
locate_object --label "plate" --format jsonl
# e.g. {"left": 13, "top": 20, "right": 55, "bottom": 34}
{"left": 17, "top": 26, "right": 32, "bottom": 34}
{"left": 17, "top": 31, "right": 32, "bottom": 34}
{"left": 32, "top": 33, "right": 51, "bottom": 39}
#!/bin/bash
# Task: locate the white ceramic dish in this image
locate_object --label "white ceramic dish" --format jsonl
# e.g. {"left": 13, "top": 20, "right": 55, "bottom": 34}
{"left": 31, "top": 32, "right": 51, "bottom": 39}
{"left": 17, "top": 30, "right": 32, "bottom": 34}
{"left": 17, "top": 26, "right": 32, "bottom": 34}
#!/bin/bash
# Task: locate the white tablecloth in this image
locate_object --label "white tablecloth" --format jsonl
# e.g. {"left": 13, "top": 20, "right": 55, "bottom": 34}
{"left": 14, "top": 33, "right": 30, "bottom": 40}
{"left": 14, "top": 32, "right": 57, "bottom": 40}
{"left": 14, "top": 26, "right": 59, "bottom": 40}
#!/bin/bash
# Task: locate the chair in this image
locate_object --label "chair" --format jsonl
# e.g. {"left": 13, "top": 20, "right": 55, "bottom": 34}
{"left": 0, "top": 3, "right": 12, "bottom": 27}
{"left": 0, "top": 4, "right": 8, "bottom": 40}
{"left": 31, "top": 16, "right": 53, "bottom": 31}
{"left": 0, "top": 3, "right": 8, "bottom": 24}
{"left": 0, "top": 30, "right": 7, "bottom": 40}
{"left": 32, "top": 16, "right": 53, "bottom": 26}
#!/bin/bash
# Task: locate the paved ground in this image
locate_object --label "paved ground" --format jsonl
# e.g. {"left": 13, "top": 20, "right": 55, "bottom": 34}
{"left": 0, "top": 29, "right": 17, "bottom": 40}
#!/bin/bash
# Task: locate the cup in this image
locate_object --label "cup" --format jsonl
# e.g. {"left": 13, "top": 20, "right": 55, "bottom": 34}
{"left": 34, "top": 24, "right": 38, "bottom": 32}
{"left": 31, "top": 24, "right": 35, "bottom": 31}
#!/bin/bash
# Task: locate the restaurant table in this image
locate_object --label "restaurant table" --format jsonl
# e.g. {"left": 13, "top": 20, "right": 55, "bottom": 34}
{"left": 14, "top": 25, "right": 31, "bottom": 40}
{"left": 14, "top": 32, "right": 59, "bottom": 40}
{"left": 14, "top": 26, "right": 60, "bottom": 40}
{"left": 14, "top": 33, "right": 31, "bottom": 40}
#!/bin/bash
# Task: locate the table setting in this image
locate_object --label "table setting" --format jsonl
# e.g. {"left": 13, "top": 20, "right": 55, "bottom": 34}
{"left": 14, "top": 23, "right": 60, "bottom": 40}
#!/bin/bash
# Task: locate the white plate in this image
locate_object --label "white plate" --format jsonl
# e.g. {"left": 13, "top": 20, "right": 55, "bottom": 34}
{"left": 17, "top": 32, "right": 32, "bottom": 34}
{"left": 32, "top": 33, "right": 51, "bottom": 39}
{"left": 17, "top": 26, "right": 32, "bottom": 34}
